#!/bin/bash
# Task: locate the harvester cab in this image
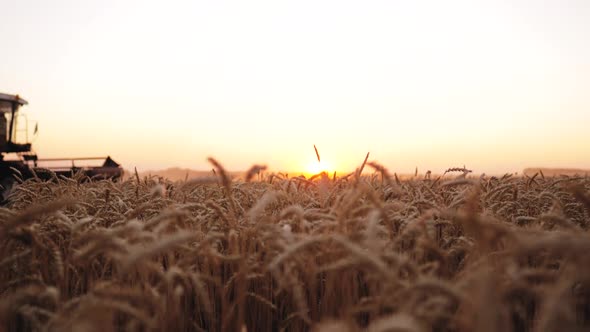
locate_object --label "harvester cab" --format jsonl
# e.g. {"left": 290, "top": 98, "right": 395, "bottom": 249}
{"left": 0, "top": 92, "right": 124, "bottom": 202}
{"left": 0, "top": 93, "right": 32, "bottom": 155}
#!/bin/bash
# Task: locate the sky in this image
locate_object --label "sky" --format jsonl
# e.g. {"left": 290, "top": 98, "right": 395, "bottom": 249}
{"left": 1, "top": 0, "right": 589, "bottom": 175}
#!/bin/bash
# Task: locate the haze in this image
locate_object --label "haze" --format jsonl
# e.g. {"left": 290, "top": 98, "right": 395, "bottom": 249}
{"left": 1, "top": 0, "right": 589, "bottom": 174}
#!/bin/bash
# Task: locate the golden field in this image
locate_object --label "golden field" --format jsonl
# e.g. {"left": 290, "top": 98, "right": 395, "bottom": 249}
{"left": 1, "top": 160, "right": 589, "bottom": 332}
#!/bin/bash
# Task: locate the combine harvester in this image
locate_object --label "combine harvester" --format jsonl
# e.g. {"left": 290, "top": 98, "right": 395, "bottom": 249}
{"left": 0, "top": 92, "right": 123, "bottom": 201}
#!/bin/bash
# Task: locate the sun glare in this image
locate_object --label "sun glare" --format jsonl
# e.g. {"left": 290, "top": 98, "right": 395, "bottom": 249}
{"left": 306, "top": 160, "right": 334, "bottom": 176}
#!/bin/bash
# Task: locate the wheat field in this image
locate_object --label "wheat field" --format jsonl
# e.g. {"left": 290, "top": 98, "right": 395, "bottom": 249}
{"left": 1, "top": 159, "right": 589, "bottom": 332}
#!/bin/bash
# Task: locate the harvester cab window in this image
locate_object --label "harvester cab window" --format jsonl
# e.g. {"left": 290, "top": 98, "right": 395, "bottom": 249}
{"left": 0, "top": 101, "right": 10, "bottom": 114}
{"left": 0, "top": 101, "right": 9, "bottom": 146}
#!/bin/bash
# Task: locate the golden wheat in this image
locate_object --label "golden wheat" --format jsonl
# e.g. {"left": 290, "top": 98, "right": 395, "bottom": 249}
{"left": 0, "top": 160, "right": 589, "bottom": 331}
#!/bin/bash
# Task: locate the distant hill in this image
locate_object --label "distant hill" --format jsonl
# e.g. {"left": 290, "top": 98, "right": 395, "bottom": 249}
{"left": 125, "top": 167, "right": 245, "bottom": 181}
{"left": 523, "top": 167, "right": 590, "bottom": 177}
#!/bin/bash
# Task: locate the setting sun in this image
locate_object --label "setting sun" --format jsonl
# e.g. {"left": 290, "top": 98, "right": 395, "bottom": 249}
{"left": 306, "top": 160, "right": 335, "bottom": 176}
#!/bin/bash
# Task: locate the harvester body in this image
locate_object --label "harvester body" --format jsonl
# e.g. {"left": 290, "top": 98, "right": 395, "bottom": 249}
{"left": 0, "top": 93, "right": 123, "bottom": 201}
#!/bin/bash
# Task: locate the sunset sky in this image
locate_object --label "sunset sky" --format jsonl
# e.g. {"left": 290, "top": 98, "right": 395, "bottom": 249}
{"left": 1, "top": 0, "right": 589, "bottom": 175}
